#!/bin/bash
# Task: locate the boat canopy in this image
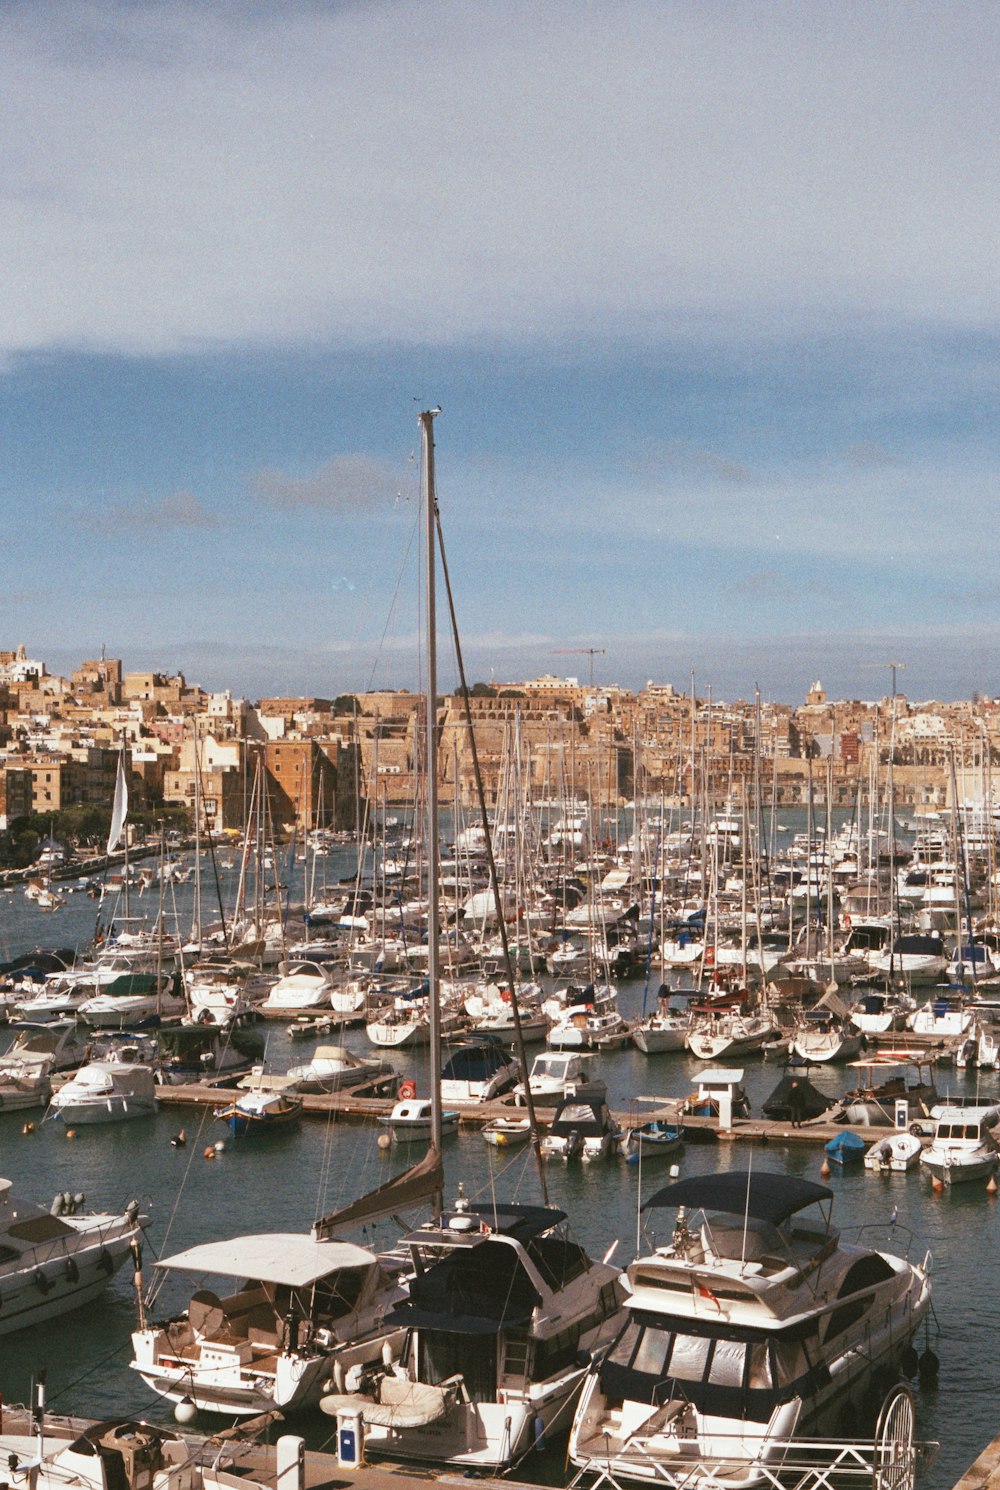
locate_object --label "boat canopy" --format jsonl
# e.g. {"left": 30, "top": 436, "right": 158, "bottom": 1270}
{"left": 441, "top": 1041, "right": 512, "bottom": 1081}
{"left": 387, "top": 1237, "right": 541, "bottom": 1334}
{"left": 644, "top": 1171, "right": 832, "bottom": 1223}
{"left": 155, "top": 1233, "right": 377, "bottom": 1286}
{"left": 549, "top": 1098, "right": 614, "bottom": 1138}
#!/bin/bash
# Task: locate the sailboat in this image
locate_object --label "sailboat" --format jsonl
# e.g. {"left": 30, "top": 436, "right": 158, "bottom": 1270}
{"left": 319, "top": 409, "right": 625, "bottom": 1469}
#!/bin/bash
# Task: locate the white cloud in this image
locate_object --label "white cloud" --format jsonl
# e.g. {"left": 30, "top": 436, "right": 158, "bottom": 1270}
{"left": 250, "top": 454, "right": 398, "bottom": 510}
{"left": 1, "top": 0, "right": 996, "bottom": 359}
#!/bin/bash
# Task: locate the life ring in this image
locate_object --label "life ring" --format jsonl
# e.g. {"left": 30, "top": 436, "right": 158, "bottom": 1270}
{"left": 843, "top": 913, "right": 852, "bottom": 927}
{"left": 398, "top": 1079, "right": 417, "bottom": 1100}
{"left": 500, "top": 988, "right": 513, "bottom": 1004}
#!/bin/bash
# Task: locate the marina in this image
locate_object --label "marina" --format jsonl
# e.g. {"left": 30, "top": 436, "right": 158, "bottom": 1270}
{"left": 4, "top": 801, "right": 1000, "bottom": 1490}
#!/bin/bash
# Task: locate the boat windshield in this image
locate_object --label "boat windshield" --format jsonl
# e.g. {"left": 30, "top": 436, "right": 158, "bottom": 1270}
{"left": 599, "top": 1313, "right": 820, "bottom": 1422}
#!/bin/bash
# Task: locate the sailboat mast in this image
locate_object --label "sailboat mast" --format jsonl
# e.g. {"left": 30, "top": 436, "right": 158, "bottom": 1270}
{"left": 420, "top": 408, "right": 443, "bottom": 1154}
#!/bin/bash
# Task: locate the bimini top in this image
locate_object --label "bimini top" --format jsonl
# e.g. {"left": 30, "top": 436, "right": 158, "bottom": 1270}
{"left": 155, "top": 1233, "right": 377, "bottom": 1286}
{"left": 644, "top": 1171, "right": 833, "bottom": 1224}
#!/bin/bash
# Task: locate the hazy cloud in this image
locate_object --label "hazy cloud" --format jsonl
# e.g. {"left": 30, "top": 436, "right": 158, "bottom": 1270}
{"left": 93, "top": 489, "right": 219, "bottom": 531}
{"left": 251, "top": 455, "right": 397, "bottom": 511}
{"left": 847, "top": 441, "right": 902, "bottom": 468}
{"left": 1, "top": 1, "right": 996, "bottom": 359}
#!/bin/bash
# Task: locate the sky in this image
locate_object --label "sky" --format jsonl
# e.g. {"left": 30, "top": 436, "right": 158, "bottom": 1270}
{"left": 3, "top": 0, "right": 997, "bottom": 706}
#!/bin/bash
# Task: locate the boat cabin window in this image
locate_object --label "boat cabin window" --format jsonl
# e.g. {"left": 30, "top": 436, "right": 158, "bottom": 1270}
{"left": 527, "top": 1234, "right": 589, "bottom": 1289}
{"left": 312, "top": 1265, "right": 372, "bottom": 1319}
{"left": 600, "top": 1314, "right": 827, "bottom": 1422}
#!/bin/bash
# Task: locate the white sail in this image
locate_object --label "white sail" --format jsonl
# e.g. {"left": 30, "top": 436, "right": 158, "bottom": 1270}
{"left": 106, "top": 750, "right": 129, "bottom": 854}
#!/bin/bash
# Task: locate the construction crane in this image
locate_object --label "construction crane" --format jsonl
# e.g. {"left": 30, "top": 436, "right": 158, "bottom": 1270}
{"left": 552, "top": 648, "right": 605, "bottom": 686}
{"left": 862, "top": 661, "right": 907, "bottom": 696}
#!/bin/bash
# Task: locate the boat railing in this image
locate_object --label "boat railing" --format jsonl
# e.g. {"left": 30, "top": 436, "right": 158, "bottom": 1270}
{"left": 569, "top": 1387, "right": 937, "bottom": 1490}
{"left": 840, "top": 1221, "right": 925, "bottom": 1263}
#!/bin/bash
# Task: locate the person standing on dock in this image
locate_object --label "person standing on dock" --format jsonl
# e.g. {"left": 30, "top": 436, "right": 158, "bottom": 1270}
{"left": 789, "top": 1079, "right": 805, "bottom": 1128}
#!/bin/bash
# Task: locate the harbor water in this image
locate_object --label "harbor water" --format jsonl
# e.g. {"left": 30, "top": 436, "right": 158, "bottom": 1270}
{"left": 0, "top": 834, "right": 996, "bottom": 1488}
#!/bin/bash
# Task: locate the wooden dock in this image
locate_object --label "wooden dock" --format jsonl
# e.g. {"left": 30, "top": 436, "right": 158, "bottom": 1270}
{"left": 152, "top": 1077, "right": 919, "bottom": 1150}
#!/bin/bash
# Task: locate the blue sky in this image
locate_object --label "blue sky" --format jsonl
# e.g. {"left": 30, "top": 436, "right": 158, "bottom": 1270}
{"left": 3, "top": 1, "right": 997, "bottom": 705}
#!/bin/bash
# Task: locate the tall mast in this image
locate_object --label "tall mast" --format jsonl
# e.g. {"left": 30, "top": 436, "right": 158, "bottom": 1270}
{"left": 420, "top": 408, "right": 443, "bottom": 1154}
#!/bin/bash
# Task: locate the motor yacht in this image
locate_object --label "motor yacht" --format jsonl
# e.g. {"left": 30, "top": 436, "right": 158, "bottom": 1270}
{"left": 919, "top": 1104, "right": 1000, "bottom": 1186}
{"left": 0, "top": 1179, "right": 146, "bottom": 1335}
{"left": 568, "top": 1170, "right": 931, "bottom": 1487}
{"left": 319, "top": 1186, "right": 623, "bottom": 1468}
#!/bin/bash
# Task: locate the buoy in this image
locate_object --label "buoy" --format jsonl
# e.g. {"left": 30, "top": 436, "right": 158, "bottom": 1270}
{"left": 214, "top": 1140, "right": 225, "bottom": 1153}
{"left": 987, "top": 1173, "right": 998, "bottom": 1194}
{"left": 174, "top": 1398, "right": 198, "bottom": 1425}
{"left": 170, "top": 1129, "right": 187, "bottom": 1148}
{"left": 203, "top": 1146, "right": 215, "bottom": 1160}
{"left": 931, "top": 1174, "right": 944, "bottom": 1192}
{"left": 377, "top": 1132, "right": 392, "bottom": 1150}
{"left": 918, "top": 1348, "right": 940, "bottom": 1384}
{"left": 398, "top": 1079, "right": 417, "bottom": 1100}
{"left": 820, "top": 1158, "right": 831, "bottom": 1179}
{"left": 65, "top": 1128, "right": 77, "bottom": 1140}
{"left": 22, "top": 1122, "right": 34, "bottom": 1135}
{"left": 495, "top": 1133, "right": 508, "bottom": 1148}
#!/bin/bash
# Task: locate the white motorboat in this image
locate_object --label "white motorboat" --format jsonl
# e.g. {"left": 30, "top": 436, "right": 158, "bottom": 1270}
{"left": 919, "top": 1104, "right": 1000, "bottom": 1186}
{"left": 864, "top": 1131, "right": 924, "bottom": 1172}
{"left": 261, "top": 960, "right": 335, "bottom": 1011}
{"left": 0, "top": 1178, "right": 147, "bottom": 1335}
{"left": 568, "top": 1169, "right": 931, "bottom": 1487}
{"left": 511, "top": 1049, "right": 607, "bottom": 1106}
{"left": 131, "top": 1231, "right": 409, "bottom": 1415}
{"left": 439, "top": 1038, "right": 520, "bottom": 1101}
{"left": 869, "top": 933, "right": 948, "bottom": 986}
{"left": 547, "top": 1004, "right": 631, "bottom": 1050}
{"left": 906, "top": 993, "right": 975, "bottom": 1040}
{"left": 285, "top": 1043, "right": 393, "bottom": 1093}
{"left": 379, "top": 1097, "right": 459, "bottom": 1143}
{"left": 48, "top": 1038, "right": 158, "bottom": 1124}
{"left": 540, "top": 1094, "right": 621, "bottom": 1160}
{"left": 78, "top": 972, "right": 184, "bottom": 1029}
{"left": 320, "top": 1187, "right": 624, "bottom": 1468}
{"left": 0, "top": 1020, "right": 89, "bottom": 1112}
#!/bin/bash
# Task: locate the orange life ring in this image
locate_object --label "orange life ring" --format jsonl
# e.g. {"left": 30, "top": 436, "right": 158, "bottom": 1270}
{"left": 398, "top": 1079, "right": 416, "bottom": 1100}
{"left": 500, "top": 988, "right": 513, "bottom": 1004}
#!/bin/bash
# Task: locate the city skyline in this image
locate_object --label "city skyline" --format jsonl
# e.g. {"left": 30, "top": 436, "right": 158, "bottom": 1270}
{"left": 4, "top": 3, "right": 996, "bottom": 703}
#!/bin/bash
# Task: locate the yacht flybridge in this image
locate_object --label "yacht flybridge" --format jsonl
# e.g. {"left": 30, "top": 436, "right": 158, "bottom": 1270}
{"left": 568, "top": 1170, "right": 931, "bottom": 1487}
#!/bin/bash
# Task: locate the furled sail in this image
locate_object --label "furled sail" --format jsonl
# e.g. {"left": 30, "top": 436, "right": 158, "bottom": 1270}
{"left": 311, "top": 1145, "right": 442, "bottom": 1239}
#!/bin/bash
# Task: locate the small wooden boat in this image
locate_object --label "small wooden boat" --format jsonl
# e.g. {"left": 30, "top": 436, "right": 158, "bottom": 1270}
{"left": 379, "top": 1097, "right": 459, "bottom": 1143}
{"left": 864, "top": 1131, "right": 923, "bottom": 1172}
{"left": 214, "top": 1086, "right": 303, "bottom": 1137}
{"left": 481, "top": 1115, "right": 533, "bottom": 1148}
{"left": 616, "top": 1119, "right": 684, "bottom": 1165}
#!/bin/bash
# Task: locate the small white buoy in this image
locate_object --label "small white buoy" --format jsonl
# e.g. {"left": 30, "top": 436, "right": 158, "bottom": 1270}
{"left": 669, "top": 1163, "right": 680, "bottom": 1179}
{"left": 214, "top": 1140, "right": 226, "bottom": 1153}
{"left": 377, "top": 1132, "right": 392, "bottom": 1151}
{"left": 174, "top": 1397, "right": 198, "bottom": 1425}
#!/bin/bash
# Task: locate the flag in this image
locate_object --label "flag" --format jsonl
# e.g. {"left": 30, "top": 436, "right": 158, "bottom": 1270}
{"left": 696, "top": 1281, "right": 722, "bottom": 1309}
{"left": 107, "top": 751, "right": 129, "bottom": 854}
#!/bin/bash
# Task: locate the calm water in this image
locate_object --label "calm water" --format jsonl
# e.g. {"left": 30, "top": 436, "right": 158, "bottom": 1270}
{"left": 0, "top": 837, "right": 996, "bottom": 1488}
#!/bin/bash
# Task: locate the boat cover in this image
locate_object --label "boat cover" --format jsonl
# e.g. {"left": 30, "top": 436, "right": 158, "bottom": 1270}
{"left": 155, "top": 1233, "right": 377, "bottom": 1285}
{"left": 644, "top": 1171, "right": 832, "bottom": 1222}
{"left": 386, "top": 1237, "right": 541, "bottom": 1333}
